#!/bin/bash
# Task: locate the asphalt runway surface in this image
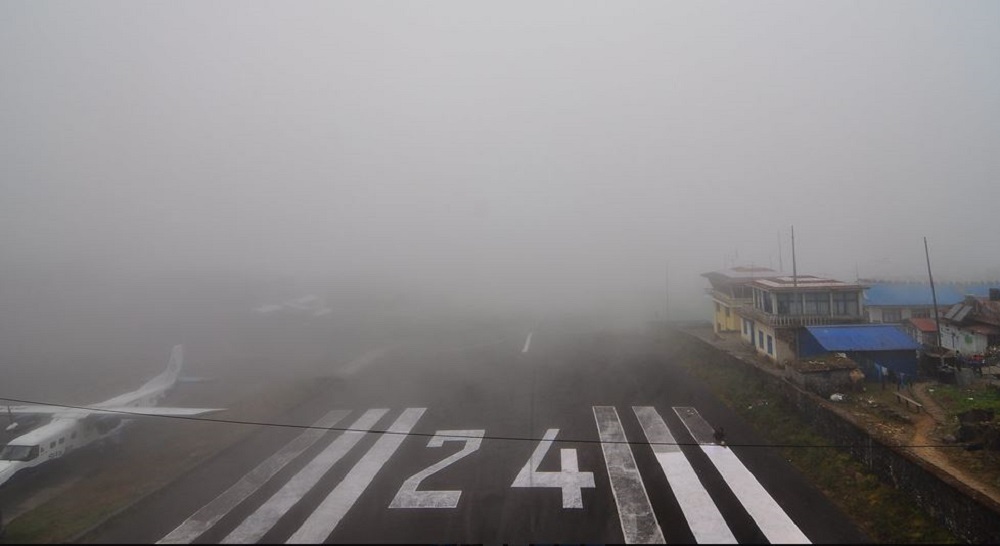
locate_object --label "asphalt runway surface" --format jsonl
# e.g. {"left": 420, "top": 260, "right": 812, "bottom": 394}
{"left": 87, "top": 326, "right": 870, "bottom": 544}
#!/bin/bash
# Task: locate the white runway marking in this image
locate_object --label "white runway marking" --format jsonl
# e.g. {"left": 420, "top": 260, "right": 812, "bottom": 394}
{"left": 221, "top": 409, "right": 388, "bottom": 544}
{"left": 522, "top": 332, "right": 533, "bottom": 353}
{"left": 510, "top": 428, "right": 595, "bottom": 508}
{"left": 632, "top": 406, "right": 736, "bottom": 544}
{"left": 390, "top": 429, "right": 485, "bottom": 509}
{"left": 593, "top": 406, "right": 664, "bottom": 544}
{"left": 673, "top": 407, "right": 810, "bottom": 544}
{"left": 335, "top": 347, "right": 389, "bottom": 378}
{"left": 288, "top": 407, "right": 427, "bottom": 543}
{"left": 158, "top": 409, "right": 350, "bottom": 544}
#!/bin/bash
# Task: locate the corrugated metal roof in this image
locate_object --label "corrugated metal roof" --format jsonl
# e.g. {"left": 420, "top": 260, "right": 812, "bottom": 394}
{"left": 701, "top": 267, "right": 782, "bottom": 280}
{"left": 752, "top": 275, "right": 864, "bottom": 290}
{"left": 968, "top": 324, "right": 1000, "bottom": 336}
{"left": 864, "top": 282, "right": 964, "bottom": 307}
{"left": 906, "top": 318, "right": 938, "bottom": 332}
{"left": 805, "top": 324, "right": 922, "bottom": 352}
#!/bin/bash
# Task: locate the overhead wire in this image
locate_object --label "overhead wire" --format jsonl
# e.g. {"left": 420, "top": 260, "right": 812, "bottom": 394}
{"left": 0, "top": 395, "right": 978, "bottom": 450}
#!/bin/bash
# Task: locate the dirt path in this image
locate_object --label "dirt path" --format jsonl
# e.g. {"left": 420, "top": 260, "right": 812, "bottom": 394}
{"left": 907, "top": 383, "right": 1000, "bottom": 505}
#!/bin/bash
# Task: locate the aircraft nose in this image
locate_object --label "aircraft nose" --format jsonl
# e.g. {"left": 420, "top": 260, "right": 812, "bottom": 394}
{"left": 0, "top": 461, "right": 20, "bottom": 487}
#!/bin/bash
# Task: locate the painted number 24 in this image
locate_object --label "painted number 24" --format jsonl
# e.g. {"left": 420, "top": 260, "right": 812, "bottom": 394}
{"left": 389, "top": 428, "right": 595, "bottom": 509}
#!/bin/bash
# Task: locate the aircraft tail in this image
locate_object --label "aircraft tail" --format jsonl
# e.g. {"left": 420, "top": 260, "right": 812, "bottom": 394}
{"left": 166, "top": 344, "right": 184, "bottom": 381}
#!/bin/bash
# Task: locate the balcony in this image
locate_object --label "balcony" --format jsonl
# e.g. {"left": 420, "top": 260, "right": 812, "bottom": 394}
{"left": 737, "top": 306, "right": 866, "bottom": 328}
{"left": 708, "top": 290, "right": 752, "bottom": 307}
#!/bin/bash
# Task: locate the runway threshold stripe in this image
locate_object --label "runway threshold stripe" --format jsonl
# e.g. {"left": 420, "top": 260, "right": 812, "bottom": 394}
{"left": 157, "top": 409, "right": 350, "bottom": 544}
{"left": 673, "top": 407, "right": 811, "bottom": 545}
{"left": 593, "top": 406, "right": 665, "bottom": 544}
{"left": 221, "top": 409, "right": 389, "bottom": 544}
{"left": 632, "top": 407, "right": 737, "bottom": 544}
{"left": 286, "top": 407, "right": 427, "bottom": 544}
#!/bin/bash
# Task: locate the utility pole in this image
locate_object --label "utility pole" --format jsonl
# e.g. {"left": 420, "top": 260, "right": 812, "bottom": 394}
{"left": 925, "top": 237, "right": 944, "bottom": 368}
{"left": 791, "top": 225, "right": 799, "bottom": 360}
{"left": 664, "top": 261, "right": 670, "bottom": 322}
{"left": 777, "top": 230, "right": 784, "bottom": 272}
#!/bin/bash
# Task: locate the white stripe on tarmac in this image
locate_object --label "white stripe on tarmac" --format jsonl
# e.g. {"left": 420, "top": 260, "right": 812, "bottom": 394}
{"left": 673, "top": 407, "right": 810, "bottom": 544}
{"left": 522, "top": 332, "right": 533, "bottom": 353}
{"left": 157, "top": 409, "right": 350, "bottom": 544}
{"left": 335, "top": 347, "right": 389, "bottom": 378}
{"left": 221, "top": 409, "right": 389, "bottom": 544}
{"left": 287, "top": 407, "right": 427, "bottom": 544}
{"left": 593, "top": 406, "right": 665, "bottom": 544}
{"left": 632, "top": 407, "right": 736, "bottom": 544}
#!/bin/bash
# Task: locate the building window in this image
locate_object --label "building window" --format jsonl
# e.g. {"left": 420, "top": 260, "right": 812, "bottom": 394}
{"left": 832, "top": 292, "right": 859, "bottom": 316}
{"left": 776, "top": 293, "right": 798, "bottom": 315}
{"left": 912, "top": 309, "right": 930, "bottom": 319}
{"left": 724, "top": 307, "right": 730, "bottom": 317}
{"left": 715, "top": 302, "right": 721, "bottom": 312}
{"left": 743, "top": 320, "right": 748, "bottom": 334}
{"left": 802, "top": 292, "right": 830, "bottom": 315}
{"left": 882, "top": 309, "right": 903, "bottom": 322}
{"left": 767, "top": 335, "right": 773, "bottom": 355}
{"left": 758, "top": 331, "right": 764, "bottom": 348}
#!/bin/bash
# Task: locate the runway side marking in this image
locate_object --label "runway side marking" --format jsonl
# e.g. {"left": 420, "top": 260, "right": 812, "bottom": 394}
{"left": 389, "top": 429, "right": 485, "bottom": 509}
{"left": 287, "top": 407, "right": 427, "bottom": 543}
{"left": 157, "top": 409, "right": 350, "bottom": 544}
{"left": 335, "top": 347, "right": 389, "bottom": 378}
{"left": 632, "top": 407, "right": 736, "bottom": 544}
{"left": 221, "top": 409, "right": 388, "bottom": 544}
{"left": 522, "top": 332, "right": 533, "bottom": 353}
{"left": 510, "top": 428, "right": 595, "bottom": 508}
{"left": 593, "top": 406, "right": 665, "bottom": 544}
{"left": 673, "top": 407, "right": 810, "bottom": 545}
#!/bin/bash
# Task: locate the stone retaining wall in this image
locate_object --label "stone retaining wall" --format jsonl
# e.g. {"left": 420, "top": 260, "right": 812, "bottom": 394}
{"left": 679, "top": 331, "right": 1000, "bottom": 543}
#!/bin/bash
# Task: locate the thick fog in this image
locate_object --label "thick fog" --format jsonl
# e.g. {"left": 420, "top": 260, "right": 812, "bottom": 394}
{"left": 2, "top": 0, "right": 999, "bottom": 366}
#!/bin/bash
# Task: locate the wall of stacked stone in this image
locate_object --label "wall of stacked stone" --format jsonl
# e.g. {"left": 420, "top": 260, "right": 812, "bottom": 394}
{"left": 679, "top": 331, "right": 1000, "bottom": 543}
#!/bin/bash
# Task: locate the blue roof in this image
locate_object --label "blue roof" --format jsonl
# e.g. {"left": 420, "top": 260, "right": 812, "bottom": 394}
{"left": 864, "top": 282, "right": 965, "bottom": 306}
{"left": 805, "top": 324, "right": 921, "bottom": 352}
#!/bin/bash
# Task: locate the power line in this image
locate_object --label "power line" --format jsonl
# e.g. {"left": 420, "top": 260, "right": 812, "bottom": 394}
{"left": 0, "top": 396, "right": 978, "bottom": 450}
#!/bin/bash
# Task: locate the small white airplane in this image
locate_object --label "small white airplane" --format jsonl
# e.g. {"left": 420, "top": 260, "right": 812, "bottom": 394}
{"left": 254, "top": 294, "right": 332, "bottom": 317}
{"left": 0, "top": 345, "right": 223, "bottom": 488}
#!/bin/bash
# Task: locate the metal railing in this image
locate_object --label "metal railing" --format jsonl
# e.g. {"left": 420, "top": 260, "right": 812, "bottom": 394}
{"left": 737, "top": 306, "right": 865, "bottom": 327}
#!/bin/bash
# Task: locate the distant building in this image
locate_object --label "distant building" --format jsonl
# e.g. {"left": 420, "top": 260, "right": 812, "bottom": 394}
{"left": 736, "top": 275, "right": 867, "bottom": 362}
{"left": 701, "top": 266, "right": 781, "bottom": 334}
{"left": 862, "top": 281, "right": 960, "bottom": 323}
{"left": 903, "top": 317, "right": 939, "bottom": 347}
{"left": 940, "top": 291, "right": 1000, "bottom": 355}
{"left": 862, "top": 280, "right": 1000, "bottom": 324}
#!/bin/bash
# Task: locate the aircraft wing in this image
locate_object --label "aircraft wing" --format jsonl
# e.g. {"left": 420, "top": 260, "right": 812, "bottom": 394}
{"left": 4, "top": 405, "right": 224, "bottom": 417}
{"left": 92, "top": 406, "right": 225, "bottom": 416}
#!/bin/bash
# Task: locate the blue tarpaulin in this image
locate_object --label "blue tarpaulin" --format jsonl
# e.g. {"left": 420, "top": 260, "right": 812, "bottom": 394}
{"left": 800, "top": 324, "right": 920, "bottom": 376}
{"left": 803, "top": 324, "right": 921, "bottom": 352}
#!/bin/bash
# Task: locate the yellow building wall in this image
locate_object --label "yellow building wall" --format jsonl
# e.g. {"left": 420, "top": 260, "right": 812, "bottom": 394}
{"left": 712, "top": 300, "right": 740, "bottom": 333}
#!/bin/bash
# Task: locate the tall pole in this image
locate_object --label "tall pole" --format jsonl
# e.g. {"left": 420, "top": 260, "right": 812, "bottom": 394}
{"left": 664, "top": 261, "right": 670, "bottom": 322}
{"left": 791, "top": 226, "right": 798, "bottom": 289}
{"left": 925, "top": 237, "right": 943, "bottom": 350}
{"left": 792, "top": 225, "right": 799, "bottom": 360}
{"left": 777, "top": 230, "right": 784, "bottom": 272}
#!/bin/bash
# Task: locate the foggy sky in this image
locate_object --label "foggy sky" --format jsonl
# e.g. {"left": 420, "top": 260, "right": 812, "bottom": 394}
{"left": 2, "top": 1, "right": 999, "bottom": 320}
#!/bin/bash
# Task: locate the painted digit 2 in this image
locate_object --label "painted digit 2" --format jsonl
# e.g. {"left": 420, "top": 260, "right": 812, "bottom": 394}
{"left": 389, "top": 430, "right": 485, "bottom": 509}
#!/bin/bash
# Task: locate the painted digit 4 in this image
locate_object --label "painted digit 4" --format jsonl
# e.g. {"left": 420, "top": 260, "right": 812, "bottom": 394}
{"left": 511, "top": 428, "right": 595, "bottom": 508}
{"left": 389, "top": 430, "right": 485, "bottom": 509}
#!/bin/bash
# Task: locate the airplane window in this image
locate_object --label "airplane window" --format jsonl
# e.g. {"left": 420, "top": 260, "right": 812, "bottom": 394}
{"left": 49, "top": 441, "right": 56, "bottom": 449}
{"left": 0, "top": 445, "right": 39, "bottom": 462}
{"left": 59, "top": 438, "right": 65, "bottom": 444}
